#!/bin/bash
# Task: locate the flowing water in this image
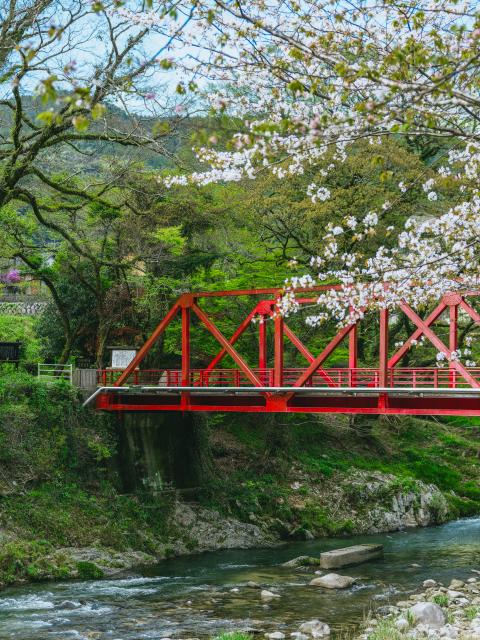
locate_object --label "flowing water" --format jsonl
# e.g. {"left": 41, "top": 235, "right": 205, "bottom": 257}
{"left": 1, "top": 518, "right": 479, "bottom": 640}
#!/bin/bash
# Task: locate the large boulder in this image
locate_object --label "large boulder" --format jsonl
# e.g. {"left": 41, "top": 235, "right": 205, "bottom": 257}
{"left": 298, "top": 619, "right": 330, "bottom": 638}
{"left": 320, "top": 544, "right": 383, "bottom": 569}
{"left": 409, "top": 602, "right": 446, "bottom": 628}
{"left": 309, "top": 573, "right": 356, "bottom": 589}
{"left": 173, "top": 503, "right": 274, "bottom": 551}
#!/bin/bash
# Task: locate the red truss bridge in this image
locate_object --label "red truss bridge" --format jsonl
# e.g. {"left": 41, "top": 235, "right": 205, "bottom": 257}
{"left": 91, "top": 287, "right": 480, "bottom": 416}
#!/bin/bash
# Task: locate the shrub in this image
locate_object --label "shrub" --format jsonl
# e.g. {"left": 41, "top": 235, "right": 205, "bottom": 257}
{"left": 76, "top": 561, "right": 104, "bottom": 580}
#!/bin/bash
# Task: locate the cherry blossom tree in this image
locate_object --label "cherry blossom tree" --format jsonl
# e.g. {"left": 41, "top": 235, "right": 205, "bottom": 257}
{"left": 120, "top": 1, "right": 480, "bottom": 333}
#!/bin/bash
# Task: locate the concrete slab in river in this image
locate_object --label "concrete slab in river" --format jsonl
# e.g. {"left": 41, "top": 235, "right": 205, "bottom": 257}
{"left": 320, "top": 543, "right": 383, "bottom": 569}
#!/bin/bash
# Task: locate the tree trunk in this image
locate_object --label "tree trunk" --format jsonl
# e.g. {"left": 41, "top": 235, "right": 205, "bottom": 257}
{"left": 95, "top": 323, "right": 110, "bottom": 369}
{"left": 58, "top": 330, "right": 74, "bottom": 364}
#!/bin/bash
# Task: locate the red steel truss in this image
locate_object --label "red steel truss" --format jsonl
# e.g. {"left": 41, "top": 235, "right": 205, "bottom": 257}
{"left": 94, "top": 287, "right": 480, "bottom": 415}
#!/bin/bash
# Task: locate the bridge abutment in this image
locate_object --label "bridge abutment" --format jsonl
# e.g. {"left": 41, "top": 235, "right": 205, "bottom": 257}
{"left": 115, "top": 412, "right": 213, "bottom": 494}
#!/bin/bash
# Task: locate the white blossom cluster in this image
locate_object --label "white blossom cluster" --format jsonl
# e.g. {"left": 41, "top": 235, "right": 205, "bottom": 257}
{"left": 280, "top": 193, "right": 480, "bottom": 336}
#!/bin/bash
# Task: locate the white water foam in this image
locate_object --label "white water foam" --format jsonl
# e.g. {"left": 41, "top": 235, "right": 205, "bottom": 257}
{"left": 53, "top": 575, "right": 182, "bottom": 599}
{"left": 0, "top": 594, "right": 55, "bottom": 611}
{"left": 48, "top": 631, "right": 88, "bottom": 639}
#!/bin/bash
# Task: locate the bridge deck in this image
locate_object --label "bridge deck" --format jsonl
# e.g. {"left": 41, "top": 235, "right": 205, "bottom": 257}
{"left": 95, "top": 367, "right": 480, "bottom": 415}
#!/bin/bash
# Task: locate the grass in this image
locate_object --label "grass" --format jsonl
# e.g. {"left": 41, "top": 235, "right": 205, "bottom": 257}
{"left": 432, "top": 594, "right": 449, "bottom": 607}
{"left": 0, "top": 540, "right": 71, "bottom": 585}
{"left": 362, "top": 619, "right": 404, "bottom": 640}
{"left": 2, "top": 482, "right": 174, "bottom": 553}
{"left": 76, "top": 561, "right": 104, "bottom": 580}
{"left": 465, "top": 606, "right": 480, "bottom": 621}
{"left": 226, "top": 413, "right": 480, "bottom": 494}
{"left": 0, "top": 315, "right": 41, "bottom": 362}
{"left": 0, "top": 370, "right": 177, "bottom": 587}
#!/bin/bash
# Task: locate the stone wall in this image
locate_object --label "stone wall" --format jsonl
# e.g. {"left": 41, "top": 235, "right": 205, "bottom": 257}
{"left": 0, "top": 300, "right": 47, "bottom": 316}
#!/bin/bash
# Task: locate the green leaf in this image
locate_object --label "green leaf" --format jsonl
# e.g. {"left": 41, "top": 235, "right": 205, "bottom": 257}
{"left": 153, "top": 120, "right": 171, "bottom": 136}
{"left": 36, "top": 111, "right": 56, "bottom": 126}
{"left": 91, "top": 104, "right": 106, "bottom": 120}
{"left": 287, "top": 80, "right": 305, "bottom": 93}
{"left": 72, "top": 115, "right": 89, "bottom": 132}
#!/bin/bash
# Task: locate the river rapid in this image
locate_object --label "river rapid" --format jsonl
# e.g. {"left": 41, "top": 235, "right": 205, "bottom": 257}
{"left": 0, "top": 518, "right": 479, "bottom": 640}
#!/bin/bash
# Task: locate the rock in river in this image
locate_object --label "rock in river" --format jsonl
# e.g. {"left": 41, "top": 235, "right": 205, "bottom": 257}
{"left": 299, "top": 619, "right": 331, "bottom": 637}
{"left": 309, "top": 573, "right": 356, "bottom": 589}
{"left": 409, "top": 602, "right": 446, "bottom": 628}
{"left": 320, "top": 544, "right": 383, "bottom": 569}
{"left": 281, "top": 556, "right": 320, "bottom": 568}
{"left": 261, "top": 589, "right": 281, "bottom": 600}
{"left": 449, "top": 578, "right": 465, "bottom": 589}
{"left": 422, "top": 579, "right": 437, "bottom": 588}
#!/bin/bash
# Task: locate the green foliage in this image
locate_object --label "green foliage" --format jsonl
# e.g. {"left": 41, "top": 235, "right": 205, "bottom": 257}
{"left": 213, "top": 634, "right": 251, "bottom": 640}
{"left": 445, "top": 494, "right": 479, "bottom": 518}
{"left": 76, "top": 562, "right": 104, "bottom": 580}
{"left": 204, "top": 410, "right": 480, "bottom": 535}
{"left": 299, "top": 504, "right": 355, "bottom": 536}
{"left": 203, "top": 473, "right": 294, "bottom": 524}
{"left": 0, "top": 315, "right": 40, "bottom": 363}
{"left": 2, "top": 481, "right": 173, "bottom": 552}
{"left": 432, "top": 594, "right": 449, "bottom": 607}
{"left": 0, "top": 540, "right": 69, "bottom": 585}
{"left": 0, "top": 370, "right": 115, "bottom": 486}
{"left": 364, "top": 618, "right": 404, "bottom": 640}
{"left": 465, "top": 606, "right": 480, "bottom": 621}
{"left": 0, "top": 370, "right": 175, "bottom": 587}
{"left": 151, "top": 225, "right": 186, "bottom": 256}
{"left": 36, "top": 274, "right": 97, "bottom": 363}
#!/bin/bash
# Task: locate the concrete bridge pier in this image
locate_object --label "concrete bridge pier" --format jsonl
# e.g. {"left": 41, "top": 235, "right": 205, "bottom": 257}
{"left": 115, "top": 411, "right": 212, "bottom": 494}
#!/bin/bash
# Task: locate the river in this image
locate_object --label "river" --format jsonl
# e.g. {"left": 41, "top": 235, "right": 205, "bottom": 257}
{"left": 0, "top": 517, "right": 479, "bottom": 640}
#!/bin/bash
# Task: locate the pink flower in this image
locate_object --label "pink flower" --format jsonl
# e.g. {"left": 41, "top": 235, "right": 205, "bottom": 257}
{"left": 3, "top": 269, "right": 21, "bottom": 284}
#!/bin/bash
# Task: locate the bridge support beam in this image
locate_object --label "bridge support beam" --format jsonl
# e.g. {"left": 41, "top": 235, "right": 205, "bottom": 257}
{"left": 379, "top": 308, "right": 389, "bottom": 409}
{"left": 274, "top": 313, "right": 284, "bottom": 387}
{"left": 449, "top": 302, "right": 458, "bottom": 388}
{"left": 181, "top": 306, "right": 190, "bottom": 387}
{"left": 259, "top": 315, "right": 267, "bottom": 371}
{"left": 349, "top": 323, "right": 358, "bottom": 386}
{"left": 379, "top": 308, "right": 389, "bottom": 387}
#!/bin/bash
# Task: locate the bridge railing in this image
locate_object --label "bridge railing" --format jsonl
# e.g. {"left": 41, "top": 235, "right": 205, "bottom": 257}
{"left": 96, "top": 367, "right": 480, "bottom": 389}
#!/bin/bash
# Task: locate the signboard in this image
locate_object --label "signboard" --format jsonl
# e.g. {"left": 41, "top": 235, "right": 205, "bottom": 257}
{"left": 111, "top": 349, "right": 137, "bottom": 369}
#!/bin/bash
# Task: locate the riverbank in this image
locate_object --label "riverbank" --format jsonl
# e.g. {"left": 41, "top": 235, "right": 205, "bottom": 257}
{"left": 0, "top": 370, "right": 479, "bottom": 589}
{"left": 0, "top": 476, "right": 449, "bottom": 590}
